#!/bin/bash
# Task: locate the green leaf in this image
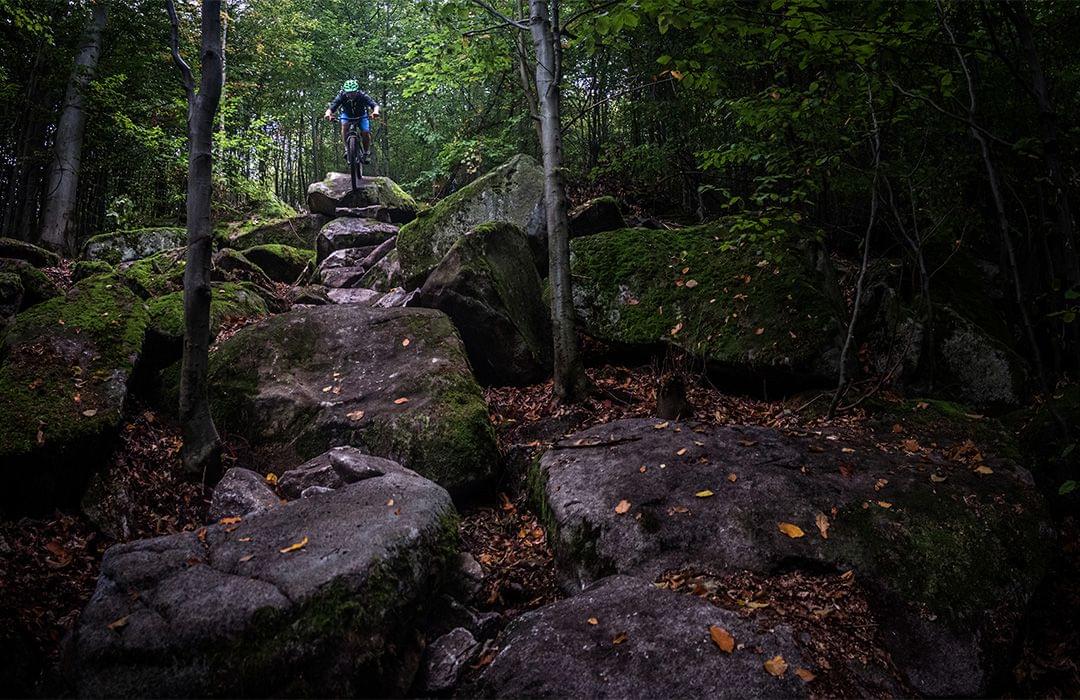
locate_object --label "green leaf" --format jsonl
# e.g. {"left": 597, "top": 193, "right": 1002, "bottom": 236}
{"left": 1060, "top": 480, "right": 1078, "bottom": 496}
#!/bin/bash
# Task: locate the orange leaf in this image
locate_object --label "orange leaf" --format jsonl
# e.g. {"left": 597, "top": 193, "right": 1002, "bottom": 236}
{"left": 794, "top": 667, "right": 816, "bottom": 682}
{"left": 279, "top": 536, "right": 309, "bottom": 553}
{"left": 902, "top": 438, "right": 920, "bottom": 452}
{"left": 107, "top": 615, "right": 129, "bottom": 631}
{"left": 219, "top": 516, "right": 241, "bottom": 525}
{"left": 587, "top": 617, "right": 599, "bottom": 625}
{"left": 394, "top": 397, "right": 410, "bottom": 405}
{"left": 265, "top": 473, "right": 278, "bottom": 485}
{"left": 612, "top": 632, "right": 628, "bottom": 645}
{"left": 614, "top": 499, "right": 631, "bottom": 514}
{"left": 346, "top": 409, "right": 365, "bottom": 421}
{"left": 777, "top": 522, "right": 805, "bottom": 538}
{"left": 727, "top": 473, "right": 738, "bottom": 483}
{"left": 764, "top": 654, "right": 788, "bottom": 676}
{"left": 815, "top": 512, "right": 829, "bottom": 539}
{"left": 709, "top": 625, "right": 735, "bottom": 653}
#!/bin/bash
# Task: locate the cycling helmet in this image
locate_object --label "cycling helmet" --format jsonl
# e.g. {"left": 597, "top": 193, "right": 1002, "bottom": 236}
{"left": 342, "top": 79, "right": 359, "bottom": 92}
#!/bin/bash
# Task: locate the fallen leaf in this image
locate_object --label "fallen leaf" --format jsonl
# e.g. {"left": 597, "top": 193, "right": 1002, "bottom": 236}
{"left": 279, "top": 536, "right": 309, "bottom": 553}
{"left": 239, "top": 554, "right": 254, "bottom": 563}
{"left": 676, "top": 448, "right": 688, "bottom": 456}
{"left": 654, "top": 421, "right": 670, "bottom": 429}
{"left": 346, "top": 409, "right": 365, "bottom": 421}
{"left": 402, "top": 338, "right": 411, "bottom": 347}
{"left": 107, "top": 616, "right": 129, "bottom": 631}
{"left": 587, "top": 617, "right": 599, "bottom": 625}
{"left": 794, "top": 667, "right": 816, "bottom": 682}
{"left": 219, "top": 516, "right": 241, "bottom": 525}
{"left": 974, "top": 465, "right": 994, "bottom": 475}
{"left": 639, "top": 466, "right": 647, "bottom": 473}
{"left": 709, "top": 625, "right": 735, "bottom": 653}
{"left": 891, "top": 423, "right": 903, "bottom": 434}
{"left": 265, "top": 473, "right": 278, "bottom": 485}
{"left": 727, "top": 473, "right": 738, "bottom": 483}
{"left": 815, "top": 512, "right": 829, "bottom": 539}
{"left": 196, "top": 527, "right": 207, "bottom": 542}
{"left": 754, "top": 327, "right": 765, "bottom": 335}
{"left": 902, "top": 439, "right": 920, "bottom": 452}
{"left": 695, "top": 490, "right": 714, "bottom": 498}
{"left": 394, "top": 397, "right": 410, "bottom": 405}
{"left": 930, "top": 474, "right": 947, "bottom": 483}
{"left": 386, "top": 498, "right": 395, "bottom": 506}
{"left": 238, "top": 536, "right": 253, "bottom": 542}
{"left": 764, "top": 654, "right": 788, "bottom": 677}
{"left": 614, "top": 499, "right": 631, "bottom": 514}
{"left": 877, "top": 501, "right": 893, "bottom": 509}
{"left": 612, "top": 632, "right": 628, "bottom": 645}
{"left": 81, "top": 409, "right": 98, "bottom": 417}
{"left": 670, "top": 322, "right": 683, "bottom": 336}
{"left": 685, "top": 279, "right": 699, "bottom": 289}
{"left": 778, "top": 522, "right": 805, "bottom": 538}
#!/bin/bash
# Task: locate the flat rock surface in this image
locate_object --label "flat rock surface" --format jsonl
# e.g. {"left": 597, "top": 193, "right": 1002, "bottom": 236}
{"left": 204, "top": 305, "right": 498, "bottom": 494}
{"left": 316, "top": 217, "right": 399, "bottom": 263}
{"left": 306, "top": 173, "right": 419, "bottom": 223}
{"left": 326, "top": 287, "right": 380, "bottom": 305}
{"left": 73, "top": 459, "right": 457, "bottom": 697}
{"left": 470, "top": 575, "right": 809, "bottom": 699}
{"left": 534, "top": 417, "right": 1053, "bottom": 695}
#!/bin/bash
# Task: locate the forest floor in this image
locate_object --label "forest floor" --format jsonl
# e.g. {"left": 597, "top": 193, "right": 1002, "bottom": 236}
{"left": 2, "top": 359, "right": 1078, "bottom": 697}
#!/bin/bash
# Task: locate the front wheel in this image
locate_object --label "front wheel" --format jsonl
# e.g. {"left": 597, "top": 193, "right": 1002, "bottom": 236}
{"left": 348, "top": 135, "right": 363, "bottom": 191}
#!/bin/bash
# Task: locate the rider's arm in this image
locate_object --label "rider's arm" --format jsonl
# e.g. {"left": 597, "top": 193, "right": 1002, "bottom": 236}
{"left": 325, "top": 90, "right": 345, "bottom": 117}
{"left": 357, "top": 89, "right": 379, "bottom": 116}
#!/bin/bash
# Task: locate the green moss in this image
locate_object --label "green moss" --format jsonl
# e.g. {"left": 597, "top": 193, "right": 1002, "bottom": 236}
{"left": 871, "top": 397, "right": 1023, "bottom": 464}
{"left": 147, "top": 282, "right": 268, "bottom": 340}
{"left": 72, "top": 259, "right": 114, "bottom": 283}
{"left": 0, "top": 237, "right": 60, "bottom": 267}
{"left": 0, "top": 258, "right": 58, "bottom": 308}
{"left": 239, "top": 244, "right": 315, "bottom": 283}
{"left": 121, "top": 249, "right": 186, "bottom": 298}
{"left": 571, "top": 223, "right": 838, "bottom": 370}
{"left": 219, "top": 215, "right": 318, "bottom": 251}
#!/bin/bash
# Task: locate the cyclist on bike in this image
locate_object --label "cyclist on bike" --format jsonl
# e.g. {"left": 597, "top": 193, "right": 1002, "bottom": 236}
{"left": 324, "top": 79, "right": 380, "bottom": 164}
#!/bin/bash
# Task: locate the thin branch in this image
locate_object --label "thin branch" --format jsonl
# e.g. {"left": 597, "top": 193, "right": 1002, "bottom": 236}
{"left": 165, "top": 0, "right": 195, "bottom": 103}
{"left": 469, "top": 0, "right": 528, "bottom": 30}
{"left": 886, "top": 76, "right": 1012, "bottom": 148}
{"left": 562, "top": 0, "right": 624, "bottom": 31}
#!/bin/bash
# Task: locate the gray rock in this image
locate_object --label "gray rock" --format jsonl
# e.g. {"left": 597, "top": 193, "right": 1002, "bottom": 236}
{"left": 277, "top": 446, "right": 394, "bottom": 499}
{"left": 396, "top": 154, "right": 546, "bottom": 288}
{"left": 327, "top": 287, "right": 381, "bottom": 305}
{"left": 936, "top": 305, "right": 1029, "bottom": 408}
{"left": 316, "top": 217, "right": 399, "bottom": 263}
{"left": 470, "top": 575, "right": 809, "bottom": 699}
{"left": 208, "top": 467, "right": 279, "bottom": 522}
{"left": 415, "top": 221, "right": 551, "bottom": 385}
{"left": 420, "top": 627, "right": 478, "bottom": 694}
{"left": 373, "top": 287, "right": 419, "bottom": 308}
{"left": 320, "top": 265, "right": 368, "bottom": 288}
{"left": 72, "top": 462, "right": 458, "bottom": 697}
{"left": 223, "top": 214, "right": 325, "bottom": 251}
{"left": 335, "top": 205, "right": 392, "bottom": 221}
{"left": 300, "top": 485, "right": 335, "bottom": 498}
{"left": 318, "top": 246, "right": 377, "bottom": 272}
{"left": 211, "top": 248, "right": 274, "bottom": 289}
{"left": 306, "top": 173, "right": 419, "bottom": 223}
{"left": 534, "top": 418, "right": 1053, "bottom": 696}
{"left": 454, "top": 552, "right": 485, "bottom": 603}
{"left": 202, "top": 306, "right": 498, "bottom": 494}
{"left": 569, "top": 195, "right": 626, "bottom": 238}
{"left": 289, "top": 284, "right": 331, "bottom": 306}
{"left": 83, "top": 227, "right": 187, "bottom": 265}
{"left": 359, "top": 248, "right": 404, "bottom": 291}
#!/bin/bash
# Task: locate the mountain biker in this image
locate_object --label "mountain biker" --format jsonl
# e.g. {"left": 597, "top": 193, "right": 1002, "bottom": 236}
{"left": 324, "top": 79, "right": 380, "bottom": 164}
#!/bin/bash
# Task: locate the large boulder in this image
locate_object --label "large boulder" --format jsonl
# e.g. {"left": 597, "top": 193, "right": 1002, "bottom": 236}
{"left": 316, "top": 218, "right": 399, "bottom": 263}
{"left": 470, "top": 575, "right": 810, "bottom": 698}
{"left": 415, "top": 222, "right": 551, "bottom": 385}
{"left": 119, "top": 249, "right": 186, "bottom": 298}
{"left": 0, "top": 274, "right": 149, "bottom": 513}
{"left": 569, "top": 195, "right": 626, "bottom": 238}
{"left": 238, "top": 244, "right": 314, "bottom": 284}
{"left": 0, "top": 237, "right": 60, "bottom": 267}
{"left": 71, "top": 455, "right": 458, "bottom": 697}
{"left": 208, "top": 467, "right": 280, "bottom": 522}
{"left": 204, "top": 305, "right": 498, "bottom": 494}
{"left": 220, "top": 213, "right": 326, "bottom": 251}
{"left": 83, "top": 227, "right": 188, "bottom": 266}
{"left": 211, "top": 248, "right": 274, "bottom": 289}
{"left": 0, "top": 258, "right": 60, "bottom": 325}
{"left": 571, "top": 224, "right": 842, "bottom": 385}
{"left": 531, "top": 418, "right": 1053, "bottom": 696}
{"left": 934, "top": 305, "right": 1029, "bottom": 408}
{"left": 306, "top": 174, "right": 420, "bottom": 223}
{"left": 396, "top": 154, "right": 545, "bottom": 288}
{"left": 359, "top": 249, "right": 404, "bottom": 291}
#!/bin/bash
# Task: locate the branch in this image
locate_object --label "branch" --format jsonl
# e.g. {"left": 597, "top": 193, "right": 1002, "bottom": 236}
{"left": 562, "top": 0, "right": 624, "bottom": 32}
{"left": 469, "top": 0, "right": 528, "bottom": 30}
{"left": 886, "top": 75, "right": 1013, "bottom": 148}
{"left": 165, "top": 0, "right": 195, "bottom": 103}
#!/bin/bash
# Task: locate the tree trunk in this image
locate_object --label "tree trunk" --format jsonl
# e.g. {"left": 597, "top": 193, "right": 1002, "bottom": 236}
{"left": 39, "top": 2, "right": 108, "bottom": 254}
{"left": 169, "top": 0, "right": 224, "bottom": 479}
{"left": 530, "top": 0, "right": 587, "bottom": 403}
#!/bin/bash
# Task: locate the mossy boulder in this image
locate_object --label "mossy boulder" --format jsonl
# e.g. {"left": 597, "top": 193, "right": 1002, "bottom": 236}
{"left": 0, "top": 258, "right": 60, "bottom": 323}
{"left": 119, "top": 249, "right": 186, "bottom": 298}
{"left": 415, "top": 222, "right": 552, "bottom": 385}
{"left": 568, "top": 195, "right": 626, "bottom": 238}
{"left": 571, "top": 224, "right": 841, "bottom": 382}
{"left": 83, "top": 227, "right": 187, "bottom": 266}
{"left": 359, "top": 249, "right": 404, "bottom": 292}
{"left": 533, "top": 418, "right": 1052, "bottom": 696}
{"left": 72, "top": 455, "right": 459, "bottom": 697}
{"left": 306, "top": 173, "right": 420, "bottom": 223}
{"left": 211, "top": 248, "right": 274, "bottom": 289}
{"left": 238, "top": 244, "right": 315, "bottom": 284}
{"left": 203, "top": 305, "right": 498, "bottom": 495}
{"left": 396, "top": 154, "right": 545, "bottom": 289}
{"left": 218, "top": 213, "right": 325, "bottom": 251}
{"left": 0, "top": 237, "right": 60, "bottom": 267}
{"left": 0, "top": 274, "right": 149, "bottom": 513}
{"left": 144, "top": 282, "right": 269, "bottom": 369}
{"left": 72, "top": 259, "right": 114, "bottom": 283}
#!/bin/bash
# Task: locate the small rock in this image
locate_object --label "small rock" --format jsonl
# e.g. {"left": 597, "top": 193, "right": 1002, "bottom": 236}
{"left": 300, "top": 485, "right": 335, "bottom": 498}
{"left": 373, "top": 287, "right": 419, "bottom": 308}
{"left": 321, "top": 266, "right": 368, "bottom": 288}
{"left": 420, "top": 627, "right": 479, "bottom": 695}
{"left": 329, "top": 448, "right": 390, "bottom": 482}
{"left": 326, "top": 288, "right": 381, "bottom": 305}
{"left": 209, "top": 467, "right": 280, "bottom": 522}
{"left": 455, "top": 552, "right": 485, "bottom": 603}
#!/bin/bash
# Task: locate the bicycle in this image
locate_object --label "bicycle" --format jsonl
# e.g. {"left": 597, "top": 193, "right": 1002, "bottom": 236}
{"left": 343, "top": 118, "right": 368, "bottom": 192}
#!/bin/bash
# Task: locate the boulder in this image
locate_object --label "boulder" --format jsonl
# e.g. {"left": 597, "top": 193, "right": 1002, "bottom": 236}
{"left": 289, "top": 285, "right": 331, "bottom": 306}
{"left": 359, "top": 248, "right": 404, "bottom": 291}
{"left": 335, "top": 205, "right": 392, "bottom": 221}
{"left": 316, "top": 217, "right": 399, "bottom": 263}
{"left": 327, "top": 288, "right": 381, "bottom": 305}
{"left": 470, "top": 576, "right": 809, "bottom": 699}
{"left": 571, "top": 224, "right": 842, "bottom": 385}
{"left": 83, "top": 227, "right": 187, "bottom": 265}
{"left": 419, "top": 628, "right": 479, "bottom": 695}
{"left": 72, "top": 259, "right": 114, "bottom": 283}
{"left": 71, "top": 457, "right": 459, "bottom": 697}
{"left": 0, "top": 258, "right": 60, "bottom": 321}
{"left": 208, "top": 467, "right": 280, "bottom": 522}
{"left": 220, "top": 213, "right": 326, "bottom": 251}
{"left": 317, "top": 246, "right": 378, "bottom": 272}
{"left": 532, "top": 418, "right": 1053, "bottom": 696}
{"left": 211, "top": 248, "right": 274, "bottom": 288}
{"left": 0, "top": 274, "right": 149, "bottom": 513}
{"left": 277, "top": 447, "right": 398, "bottom": 499}
{"left": 321, "top": 266, "right": 368, "bottom": 289}
{"left": 119, "top": 249, "right": 186, "bottom": 298}
{"left": 238, "top": 244, "right": 315, "bottom": 284}
{"left": 569, "top": 195, "right": 626, "bottom": 238}
{"left": 396, "top": 154, "right": 545, "bottom": 288}
{"left": 145, "top": 282, "right": 268, "bottom": 368}
{"left": 306, "top": 173, "right": 420, "bottom": 223}
{"left": 0, "top": 236, "right": 60, "bottom": 267}
{"left": 204, "top": 305, "right": 498, "bottom": 494}
{"left": 373, "top": 287, "right": 419, "bottom": 309}
{"left": 415, "top": 222, "right": 551, "bottom": 385}
{"left": 934, "top": 305, "right": 1029, "bottom": 408}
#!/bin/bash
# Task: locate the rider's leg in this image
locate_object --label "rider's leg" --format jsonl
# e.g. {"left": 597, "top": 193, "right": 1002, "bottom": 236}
{"left": 339, "top": 118, "right": 349, "bottom": 161}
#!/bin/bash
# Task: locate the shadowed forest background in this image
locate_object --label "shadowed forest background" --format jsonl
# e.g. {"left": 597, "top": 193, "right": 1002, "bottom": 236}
{"left": 2, "top": 0, "right": 1080, "bottom": 697}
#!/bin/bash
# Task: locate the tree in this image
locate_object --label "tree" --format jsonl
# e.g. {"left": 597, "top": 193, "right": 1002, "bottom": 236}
{"left": 167, "top": 0, "right": 224, "bottom": 479}
{"left": 38, "top": 1, "right": 108, "bottom": 254}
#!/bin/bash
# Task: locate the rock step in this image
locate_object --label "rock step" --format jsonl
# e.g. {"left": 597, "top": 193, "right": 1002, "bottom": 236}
{"left": 306, "top": 173, "right": 420, "bottom": 223}
{"left": 316, "top": 218, "right": 398, "bottom": 264}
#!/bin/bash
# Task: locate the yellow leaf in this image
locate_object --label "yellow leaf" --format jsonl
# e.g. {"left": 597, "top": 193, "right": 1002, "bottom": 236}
{"left": 587, "top": 617, "right": 599, "bottom": 625}
{"left": 279, "top": 536, "right": 309, "bottom": 554}
{"left": 974, "top": 465, "right": 994, "bottom": 475}
{"left": 265, "top": 473, "right": 278, "bottom": 485}
{"left": 612, "top": 632, "right": 628, "bottom": 645}
{"left": 764, "top": 654, "right": 788, "bottom": 677}
{"left": 670, "top": 69, "right": 684, "bottom": 81}
{"left": 394, "top": 397, "right": 410, "bottom": 405}
{"left": 219, "top": 516, "right": 241, "bottom": 525}
{"left": 794, "top": 667, "right": 816, "bottom": 682}
{"left": 107, "top": 615, "right": 129, "bottom": 631}
{"left": 387, "top": 498, "right": 395, "bottom": 506}
{"left": 346, "top": 409, "right": 365, "bottom": 421}
{"left": 877, "top": 501, "right": 893, "bottom": 509}
{"left": 695, "top": 490, "right": 714, "bottom": 498}
{"left": 709, "top": 625, "right": 735, "bottom": 653}
{"left": 778, "top": 522, "right": 805, "bottom": 538}
{"left": 815, "top": 512, "right": 829, "bottom": 539}
{"left": 614, "top": 499, "right": 631, "bottom": 514}
{"left": 654, "top": 421, "right": 669, "bottom": 429}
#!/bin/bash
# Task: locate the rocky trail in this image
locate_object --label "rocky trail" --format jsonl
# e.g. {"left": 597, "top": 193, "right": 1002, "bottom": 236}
{"left": 2, "top": 155, "right": 1079, "bottom": 698}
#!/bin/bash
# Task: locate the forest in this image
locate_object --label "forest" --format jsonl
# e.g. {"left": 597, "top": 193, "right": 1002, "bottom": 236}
{"left": 1, "top": 0, "right": 1079, "bottom": 697}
